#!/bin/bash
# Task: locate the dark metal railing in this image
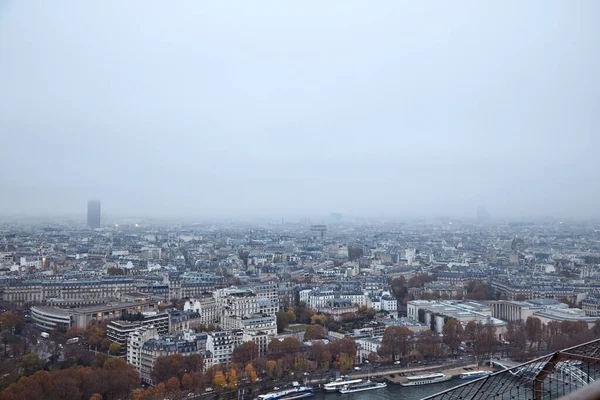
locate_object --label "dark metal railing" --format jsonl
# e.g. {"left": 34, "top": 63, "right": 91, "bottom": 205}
{"left": 422, "top": 338, "right": 600, "bottom": 400}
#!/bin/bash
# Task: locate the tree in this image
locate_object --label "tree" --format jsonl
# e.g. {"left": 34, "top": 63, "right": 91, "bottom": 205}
{"left": 21, "top": 353, "right": 45, "bottom": 376}
{"left": 505, "top": 320, "right": 528, "bottom": 359}
{"left": 109, "top": 342, "right": 121, "bottom": 356}
{"left": 99, "top": 357, "right": 141, "bottom": 400}
{"left": 266, "top": 360, "right": 277, "bottom": 379}
{"left": 3, "top": 356, "right": 140, "bottom": 400}
{"left": 151, "top": 353, "right": 188, "bottom": 384}
{"left": 130, "top": 389, "right": 146, "bottom": 400}
{"left": 151, "top": 356, "right": 174, "bottom": 384}
{"left": 417, "top": 330, "right": 443, "bottom": 359}
{"left": 378, "top": 326, "right": 413, "bottom": 361}
{"left": 286, "top": 308, "right": 297, "bottom": 324}
{"left": 183, "top": 353, "right": 204, "bottom": 373}
{"left": 89, "top": 395, "right": 103, "bottom": 400}
{"left": 0, "top": 311, "right": 25, "bottom": 334}
{"left": 339, "top": 353, "right": 352, "bottom": 372}
{"left": 304, "top": 325, "right": 327, "bottom": 341}
{"left": 367, "top": 352, "right": 380, "bottom": 364}
{"left": 311, "top": 314, "right": 327, "bottom": 326}
{"left": 213, "top": 370, "right": 227, "bottom": 393}
{"left": 165, "top": 377, "right": 180, "bottom": 394}
{"left": 472, "top": 321, "right": 497, "bottom": 359}
{"left": 181, "top": 372, "right": 193, "bottom": 391}
{"left": 308, "top": 342, "right": 331, "bottom": 371}
{"left": 191, "top": 371, "right": 205, "bottom": 392}
{"left": 525, "top": 317, "right": 543, "bottom": 350}
{"left": 465, "top": 281, "right": 496, "bottom": 300}
{"left": 592, "top": 320, "right": 600, "bottom": 337}
{"left": 232, "top": 341, "right": 258, "bottom": 365}
{"left": 276, "top": 310, "right": 290, "bottom": 333}
{"left": 464, "top": 321, "right": 478, "bottom": 346}
{"left": 245, "top": 363, "right": 258, "bottom": 383}
{"left": 442, "top": 319, "right": 463, "bottom": 353}
{"left": 226, "top": 368, "right": 238, "bottom": 390}
{"left": 389, "top": 276, "right": 409, "bottom": 306}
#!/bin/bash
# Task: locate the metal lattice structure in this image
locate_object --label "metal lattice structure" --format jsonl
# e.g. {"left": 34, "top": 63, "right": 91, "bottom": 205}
{"left": 423, "top": 338, "right": 600, "bottom": 400}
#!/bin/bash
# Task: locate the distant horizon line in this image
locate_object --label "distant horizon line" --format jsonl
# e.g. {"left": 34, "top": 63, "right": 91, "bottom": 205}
{"left": 0, "top": 212, "right": 599, "bottom": 225}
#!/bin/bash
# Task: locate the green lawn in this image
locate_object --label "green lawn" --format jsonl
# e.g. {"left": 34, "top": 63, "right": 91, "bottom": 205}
{"left": 287, "top": 324, "right": 310, "bottom": 332}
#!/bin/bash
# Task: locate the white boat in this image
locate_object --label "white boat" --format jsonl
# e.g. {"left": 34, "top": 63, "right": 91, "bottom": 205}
{"left": 256, "top": 385, "right": 314, "bottom": 400}
{"left": 399, "top": 372, "right": 452, "bottom": 386}
{"left": 339, "top": 380, "right": 387, "bottom": 394}
{"left": 323, "top": 377, "right": 363, "bottom": 392}
{"left": 459, "top": 370, "right": 493, "bottom": 379}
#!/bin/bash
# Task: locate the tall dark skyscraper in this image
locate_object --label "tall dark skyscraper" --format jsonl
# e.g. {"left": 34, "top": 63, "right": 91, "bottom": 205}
{"left": 87, "top": 200, "right": 101, "bottom": 229}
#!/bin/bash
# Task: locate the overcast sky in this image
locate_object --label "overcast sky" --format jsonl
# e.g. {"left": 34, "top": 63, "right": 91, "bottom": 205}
{"left": 1, "top": 1, "right": 599, "bottom": 221}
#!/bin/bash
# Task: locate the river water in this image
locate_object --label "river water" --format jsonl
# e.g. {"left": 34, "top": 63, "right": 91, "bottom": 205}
{"left": 314, "top": 379, "right": 460, "bottom": 400}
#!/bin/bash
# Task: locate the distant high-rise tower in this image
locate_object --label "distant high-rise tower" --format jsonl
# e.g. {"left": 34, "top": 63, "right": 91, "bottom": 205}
{"left": 87, "top": 200, "right": 101, "bottom": 229}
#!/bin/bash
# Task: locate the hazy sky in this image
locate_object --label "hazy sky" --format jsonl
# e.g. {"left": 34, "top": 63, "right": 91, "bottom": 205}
{"left": 1, "top": 1, "right": 599, "bottom": 220}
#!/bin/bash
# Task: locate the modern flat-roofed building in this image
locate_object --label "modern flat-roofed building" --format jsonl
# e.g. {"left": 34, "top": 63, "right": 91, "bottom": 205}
{"left": 30, "top": 305, "right": 72, "bottom": 330}
{"left": 407, "top": 300, "right": 507, "bottom": 337}
{"left": 30, "top": 300, "right": 160, "bottom": 330}
{"left": 106, "top": 312, "right": 169, "bottom": 356}
{"left": 491, "top": 299, "right": 600, "bottom": 328}
{"left": 87, "top": 200, "right": 101, "bottom": 229}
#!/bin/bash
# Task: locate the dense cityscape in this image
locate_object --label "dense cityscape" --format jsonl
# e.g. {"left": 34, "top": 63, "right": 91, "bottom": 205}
{"left": 2, "top": 1, "right": 599, "bottom": 399}
{"left": 0, "top": 203, "right": 598, "bottom": 399}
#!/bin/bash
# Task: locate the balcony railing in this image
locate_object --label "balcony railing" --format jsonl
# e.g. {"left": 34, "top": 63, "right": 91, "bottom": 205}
{"left": 423, "top": 338, "right": 600, "bottom": 400}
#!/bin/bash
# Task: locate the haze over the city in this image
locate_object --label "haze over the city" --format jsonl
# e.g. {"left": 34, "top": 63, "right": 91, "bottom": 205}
{"left": 1, "top": 1, "right": 599, "bottom": 220}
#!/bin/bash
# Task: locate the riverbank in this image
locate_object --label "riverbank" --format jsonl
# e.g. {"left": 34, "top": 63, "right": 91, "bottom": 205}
{"left": 320, "top": 360, "right": 476, "bottom": 382}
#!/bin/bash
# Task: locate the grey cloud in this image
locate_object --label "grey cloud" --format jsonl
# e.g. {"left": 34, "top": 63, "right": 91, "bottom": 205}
{"left": 0, "top": 1, "right": 599, "bottom": 220}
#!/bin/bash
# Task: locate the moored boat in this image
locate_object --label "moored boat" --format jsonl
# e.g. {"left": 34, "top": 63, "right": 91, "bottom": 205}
{"left": 339, "top": 380, "right": 387, "bottom": 394}
{"left": 256, "top": 384, "right": 314, "bottom": 400}
{"left": 323, "top": 377, "right": 363, "bottom": 392}
{"left": 459, "top": 370, "right": 493, "bottom": 379}
{"left": 399, "top": 372, "right": 452, "bottom": 386}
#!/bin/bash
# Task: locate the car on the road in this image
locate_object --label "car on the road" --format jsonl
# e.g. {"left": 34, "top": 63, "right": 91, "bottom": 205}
{"left": 394, "top": 360, "right": 401, "bottom": 365}
{"left": 353, "top": 367, "right": 361, "bottom": 371}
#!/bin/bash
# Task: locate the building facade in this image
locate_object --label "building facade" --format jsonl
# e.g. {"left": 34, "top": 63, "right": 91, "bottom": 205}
{"left": 206, "top": 330, "right": 234, "bottom": 367}
{"left": 4, "top": 278, "right": 136, "bottom": 306}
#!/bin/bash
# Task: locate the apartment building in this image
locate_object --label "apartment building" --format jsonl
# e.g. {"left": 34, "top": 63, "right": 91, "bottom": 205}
{"left": 106, "top": 312, "right": 169, "bottom": 356}
{"left": 339, "top": 291, "right": 371, "bottom": 307}
{"left": 139, "top": 331, "right": 208, "bottom": 384}
{"left": 206, "top": 331, "right": 234, "bottom": 367}
{"left": 183, "top": 296, "right": 219, "bottom": 325}
{"left": 4, "top": 278, "right": 136, "bottom": 306}
{"left": 242, "top": 330, "right": 271, "bottom": 357}
{"left": 127, "top": 325, "right": 159, "bottom": 374}
{"left": 221, "top": 314, "right": 277, "bottom": 335}
{"left": 215, "top": 288, "right": 259, "bottom": 321}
